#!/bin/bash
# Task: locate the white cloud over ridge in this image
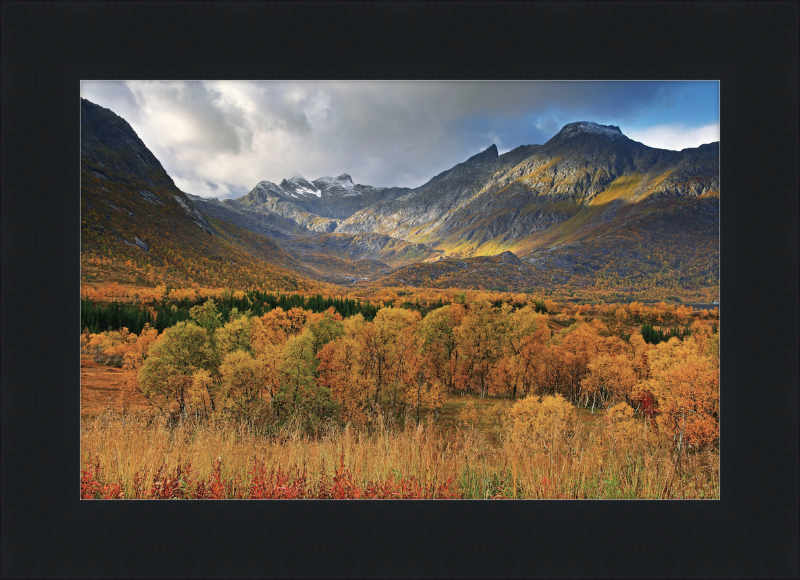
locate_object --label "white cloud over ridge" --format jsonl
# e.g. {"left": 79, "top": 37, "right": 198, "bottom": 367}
{"left": 81, "top": 81, "right": 720, "bottom": 198}
{"left": 625, "top": 123, "right": 720, "bottom": 151}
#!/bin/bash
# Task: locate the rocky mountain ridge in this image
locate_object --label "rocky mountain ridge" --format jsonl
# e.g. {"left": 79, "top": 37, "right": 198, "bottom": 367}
{"left": 82, "top": 96, "right": 718, "bottom": 294}
{"left": 237, "top": 173, "right": 412, "bottom": 226}
{"left": 335, "top": 122, "right": 718, "bottom": 254}
{"left": 330, "top": 121, "right": 718, "bottom": 292}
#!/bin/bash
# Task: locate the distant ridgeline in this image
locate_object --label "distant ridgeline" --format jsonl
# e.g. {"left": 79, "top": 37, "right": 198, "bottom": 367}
{"left": 81, "top": 292, "right": 383, "bottom": 334}
{"left": 81, "top": 97, "right": 718, "bottom": 296}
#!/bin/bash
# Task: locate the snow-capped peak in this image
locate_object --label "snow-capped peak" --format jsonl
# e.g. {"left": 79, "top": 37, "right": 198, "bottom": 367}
{"left": 253, "top": 180, "right": 284, "bottom": 196}
{"left": 314, "top": 173, "right": 355, "bottom": 191}
{"left": 557, "top": 121, "right": 625, "bottom": 139}
{"left": 281, "top": 174, "right": 322, "bottom": 197}
{"left": 335, "top": 173, "right": 354, "bottom": 183}
{"left": 256, "top": 179, "right": 280, "bottom": 189}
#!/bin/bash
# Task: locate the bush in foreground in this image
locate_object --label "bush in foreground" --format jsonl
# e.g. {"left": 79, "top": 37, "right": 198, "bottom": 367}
{"left": 81, "top": 453, "right": 461, "bottom": 499}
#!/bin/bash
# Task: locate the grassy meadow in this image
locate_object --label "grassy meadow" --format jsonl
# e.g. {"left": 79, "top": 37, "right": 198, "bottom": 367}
{"left": 81, "top": 287, "right": 719, "bottom": 499}
{"left": 81, "top": 395, "right": 718, "bottom": 499}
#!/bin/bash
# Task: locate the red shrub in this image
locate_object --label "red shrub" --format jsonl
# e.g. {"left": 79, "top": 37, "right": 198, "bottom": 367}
{"left": 636, "top": 391, "right": 658, "bottom": 421}
{"left": 82, "top": 455, "right": 465, "bottom": 499}
{"left": 81, "top": 456, "right": 124, "bottom": 499}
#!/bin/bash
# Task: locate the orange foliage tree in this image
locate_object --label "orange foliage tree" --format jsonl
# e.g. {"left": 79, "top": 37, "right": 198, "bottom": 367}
{"left": 417, "top": 303, "right": 466, "bottom": 395}
{"left": 453, "top": 300, "right": 505, "bottom": 397}
{"left": 641, "top": 335, "right": 719, "bottom": 448}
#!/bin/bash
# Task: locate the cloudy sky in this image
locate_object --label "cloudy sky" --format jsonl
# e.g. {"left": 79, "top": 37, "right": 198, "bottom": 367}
{"left": 80, "top": 81, "right": 719, "bottom": 199}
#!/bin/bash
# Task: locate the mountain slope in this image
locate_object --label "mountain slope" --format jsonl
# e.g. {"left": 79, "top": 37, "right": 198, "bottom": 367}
{"left": 337, "top": 122, "right": 717, "bottom": 251}
{"left": 80, "top": 98, "right": 319, "bottom": 291}
{"left": 333, "top": 122, "right": 718, "bottom": 294}
{"left": 376, "top": 251, "right": 537, "bottom": 290}
{"left": 187, "top": 193, "right": 312, "bottom": 240}
{"left": 282, "top": 233, "right": 442, "bottom": 269}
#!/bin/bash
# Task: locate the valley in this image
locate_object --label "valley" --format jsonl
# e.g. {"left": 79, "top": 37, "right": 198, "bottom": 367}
{"left": 82, "top": 99, "right": 718, "bottom": 300}
{"left": 79, "top": 96, "right": 719, "bottom": 500}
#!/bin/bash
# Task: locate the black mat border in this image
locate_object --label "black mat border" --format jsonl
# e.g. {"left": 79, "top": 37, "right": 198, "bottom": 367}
{"left": 2, "top": 2, "right": 798, "bottom": 578}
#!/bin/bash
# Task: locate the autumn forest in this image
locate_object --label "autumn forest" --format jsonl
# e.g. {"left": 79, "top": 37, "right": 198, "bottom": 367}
{"left": 81, "top": 282, "right": 719, "bottom": 499}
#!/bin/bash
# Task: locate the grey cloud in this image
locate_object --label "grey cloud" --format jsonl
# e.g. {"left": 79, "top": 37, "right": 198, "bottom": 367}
{"left": 80, "top": 81, "right": 715, "bottom": 197}
{"left": 250, "top": 86, "right": 313, "bottom": 136}
{"left": 150, "top": 82, "right": 243, "bottom": 155}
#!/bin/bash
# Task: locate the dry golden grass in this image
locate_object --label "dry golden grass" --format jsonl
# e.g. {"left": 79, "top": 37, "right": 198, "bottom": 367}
{"left": 81, "top": 407, "right": 719, "bottom": 499}
{"left": 81, "top": 355, "right": 150, "bottom": 415}
{"left": 81, "top": 411, "right": 459, "bottom": 497}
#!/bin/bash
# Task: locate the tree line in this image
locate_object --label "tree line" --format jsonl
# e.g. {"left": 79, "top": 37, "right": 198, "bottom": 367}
{"left": 640, "top": 322, "right": 692, "bottom": 344}
{"left": 82, "top": 297, "right": 719, "bottom": 449}
{"left": 81, "top": 299, "right": 154, "bottom": 334}
{"left": 81, "top": 292, "right": 384, "bottom": 334}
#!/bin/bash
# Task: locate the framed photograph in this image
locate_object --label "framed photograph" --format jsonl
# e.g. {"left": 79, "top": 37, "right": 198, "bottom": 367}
{"left": 4, "top": 3, "right": 796, "bottom": 578}
{"left": 79, "top": 80, "right": 721, "bottom": 501}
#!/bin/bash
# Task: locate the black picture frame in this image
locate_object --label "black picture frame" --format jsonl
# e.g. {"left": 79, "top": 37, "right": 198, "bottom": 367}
{"left": 2, "top": 2, "right": 797, "bottom": 578}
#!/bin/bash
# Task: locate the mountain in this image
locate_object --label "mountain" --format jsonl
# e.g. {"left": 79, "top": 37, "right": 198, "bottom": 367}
{"left": 313, "top": 173, "right": 359, "bottom": 196}
{"left": 82, "top": 99, "right": 718, "bottom": 298}
{"left": 336, "top": 122, "right": 717, "bottom": 248}
{"left": 234, "top": 180, "right": 340, "bottom": 233}
{"left": 332, "top": 122, "right": 718, "bottom": 293}
{"left": 81, "top": 98, "right": 320, "bottom": 291}
{"left": 334, "top": 143, "right": 533, "bottom": 240}
{"left": 191, "top": 168, "right": 441, "bottom": 274}
{"left": 235, "top": 173, "right": 412, "bottom": 228}
{"left": 81, "top": 99, "right": 424, "bottom": 288}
